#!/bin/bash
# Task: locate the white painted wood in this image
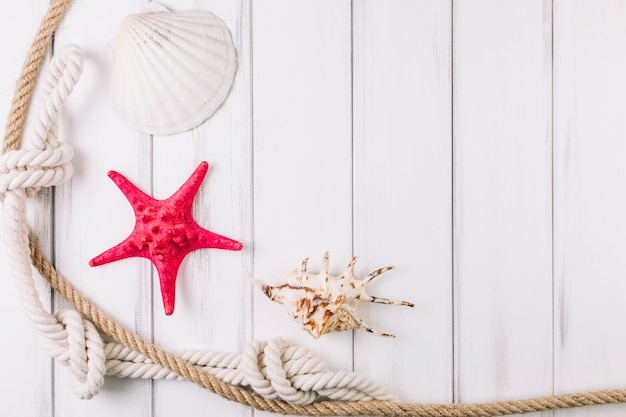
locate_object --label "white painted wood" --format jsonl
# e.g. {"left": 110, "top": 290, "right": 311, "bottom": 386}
{"left": 251, "top": 3, "right": 353, "bottom": 416}
{"left": 5, "top": 2, "right": 626, "bottom": 417}
{"left": 554, "top": 2, "right": 626, "bottom": 416}
{"left": 0, "top": 2, "right": 54, "bottom": 415}
{"left": 150, "top": 1, "right": 252, "bottom": 415}
{"left": 352, "top": 0, "right": 453, "bottom": 402}
{"left": 52, "top": 1, "right": 153, "bottom": 416}
{"left": 453, "top": 0, "right": 553, "bottom": 411}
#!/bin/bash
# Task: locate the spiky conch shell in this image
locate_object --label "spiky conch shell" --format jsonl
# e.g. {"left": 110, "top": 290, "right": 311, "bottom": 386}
{"left": 109, "top": 3, "right": 237, "bottom": 135}
{"left": 253, "top": 252, "right": 414, "bottom": 339}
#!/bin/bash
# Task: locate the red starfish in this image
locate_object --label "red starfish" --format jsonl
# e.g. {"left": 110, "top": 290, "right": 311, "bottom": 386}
{"left": 89, "top": 161, "right": 243, "bottom": 315}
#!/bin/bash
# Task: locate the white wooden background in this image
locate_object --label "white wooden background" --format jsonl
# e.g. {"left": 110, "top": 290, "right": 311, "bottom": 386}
{"left": 1, "top": 1, "right": 626, "bottom": 416}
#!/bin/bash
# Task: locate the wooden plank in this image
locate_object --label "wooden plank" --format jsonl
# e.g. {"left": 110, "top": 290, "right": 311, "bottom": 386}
{"left": 453, "top": 0, "right": 553, "bottom": 409}
{"left": 252, "top": 0, "right": 352, "bottom": 414}
{"left": 554, "top": 2, "right": 626, "bottom": 416}
{"left": 352, "top": 0, "right": 453, "bottom": 402}
{"left": 150, "top": 1, "right": 252, "bottom": 416}
{"left": 52, "top": 1, "right": 153, "bottom": 416}
{"left": 0, "top": 2, "right": 55, "bottom": 415}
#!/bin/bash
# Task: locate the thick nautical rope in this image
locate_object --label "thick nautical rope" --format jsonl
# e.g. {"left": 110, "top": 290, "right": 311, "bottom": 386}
{"left": 0, "top": 39, "right": 394, "bottom": 406}
{"left": 105, "top": 338, "right": 393, "bottom": 404}
{"left": 1, "top": 42, "right": 105, "bottom": 399}
{"left": 6, "top": 0, "right": 626, "bottom": 415}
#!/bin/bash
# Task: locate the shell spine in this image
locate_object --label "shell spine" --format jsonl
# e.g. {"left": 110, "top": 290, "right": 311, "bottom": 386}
{"left": 253, "top": 252, "right": 414, "bottom": 338}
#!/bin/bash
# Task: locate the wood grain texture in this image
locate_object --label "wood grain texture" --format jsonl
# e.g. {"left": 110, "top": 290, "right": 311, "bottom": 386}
{"left": 554, "top": 1, "right": 626, "bottom": 416}
{"left": 52, "top": 1, "right": 153, "bottom": 416}
{"left": 453, "top": 0, "right": 553, "bottom": 410}
{"left": 150, "top": 1, "right": 252, "bottom": 416}
{"left": 153, "top": 0, "right": 252, "bottom": 416}
{"left": 352, "top": 0, "right": 453, "bottom": 403}
{"left": 0, "top": 2, "right": 54, "bottom": 415}
{"left": 251, "top": 4, "right": 353, "bottom": 417}
{"left": 5, "top": 2, "right": 626, "bottom": 417}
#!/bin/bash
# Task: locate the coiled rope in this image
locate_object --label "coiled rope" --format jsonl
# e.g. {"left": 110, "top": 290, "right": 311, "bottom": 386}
{"left": 3, "top": 0, "right": 626, "bottom": 415}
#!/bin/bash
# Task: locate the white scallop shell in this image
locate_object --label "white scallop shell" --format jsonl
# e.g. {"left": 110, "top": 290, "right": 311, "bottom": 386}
{"left": 109, "top": 3, "right": 237, "bottom": 135}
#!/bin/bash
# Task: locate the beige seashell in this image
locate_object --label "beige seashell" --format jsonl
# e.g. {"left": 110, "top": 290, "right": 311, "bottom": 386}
{"left": 109, "top": 3, "right": 237, "bottom": 135}
{"left": 253, "top": 252, "right": 414, "bottom": 339}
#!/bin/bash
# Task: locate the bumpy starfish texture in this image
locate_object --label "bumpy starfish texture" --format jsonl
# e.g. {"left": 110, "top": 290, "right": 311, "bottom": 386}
{"left": 89, "top": 161, "right": 243, "bottom": 315}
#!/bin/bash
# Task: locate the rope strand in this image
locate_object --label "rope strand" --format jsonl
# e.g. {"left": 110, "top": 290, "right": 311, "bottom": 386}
{"left": 3, "top": 0, "right": 626, "bottom": 415}
{"left": 2, "top": 0, "right": 73, "bottom": 154}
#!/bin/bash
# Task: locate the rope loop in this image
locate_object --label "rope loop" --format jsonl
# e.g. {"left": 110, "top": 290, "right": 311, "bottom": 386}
{"left": 10, "top": 1, "right": 626, "bottom": 415}
{"left": 263, "top": 338, "right": 320, "bottom": 404}
{"left": 240, "top": 338, "right": 395, "bottom": 405}
{"left": 34, "top": 44, "right": 83, "bottom": 151}
{"left": 0, "top": 43, "right": 93, "bottom": 399}
{"left": 242, "top": 339, "right": 319, "bottom": 404}
{"left": 0, "top": 44, "right": 81, "bottom": 199}
{"left": 52, "top": 309, "right": 106, "bottom": 399}
{"left": 0, "top": 144, "right": 73, "bottom": 197}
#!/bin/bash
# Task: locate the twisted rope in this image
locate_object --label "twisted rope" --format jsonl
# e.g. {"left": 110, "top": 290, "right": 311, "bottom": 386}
{"left": 1, "top": 39, "right": 393, "bottom": 405}
{"left": 1, "top": 42, "right": 105, "bottom": 399}
{"left": 103, "top": 338, "right": 394, "bottom": 404}
{"left": 4, "top": 0, "right": 626, "bottom": 415}
{"left": 2, "top": 0, "right": 73, "bottom": 154}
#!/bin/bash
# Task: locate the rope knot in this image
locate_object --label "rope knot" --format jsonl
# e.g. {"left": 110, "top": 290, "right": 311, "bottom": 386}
{"left": 0, "top": 144, "right": 73, "bottom": 198}
{"left": 50, "top": 309, "right": 106, "bottom": 399}
{"left": 0, "top": 43, "right": 96, "bottom": 399}
{"left": 0, "top": 44, "right": 82, "bottom": 199}
{"left": 242, "top": 339, "right": 319, "bottom": 404}
{"left": 240, "top": 338, "right": 395, "bottom": 405}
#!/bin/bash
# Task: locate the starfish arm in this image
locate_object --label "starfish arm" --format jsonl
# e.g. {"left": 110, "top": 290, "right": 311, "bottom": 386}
{"left": 153, "top": 255, "right": 185, "bottom": 316}
{"left": 107, "top": 170, "right": 155, "bottom": 210}
{"left": 169, "top": 161, "right": 209, "bottom": 209}
{"left": 93, "top": 163, "right": 241, "bottom": 316}
{"left": 192, "top": 224, "right": 243, "bottom": 251}
{"left": 89, "top": 237, "right": 144, "bottom": 266}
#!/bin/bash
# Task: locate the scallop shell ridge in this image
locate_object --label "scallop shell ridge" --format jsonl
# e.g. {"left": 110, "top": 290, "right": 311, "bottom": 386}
{"left": 110, "top": 4, "right": 237, "bottom": 135}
